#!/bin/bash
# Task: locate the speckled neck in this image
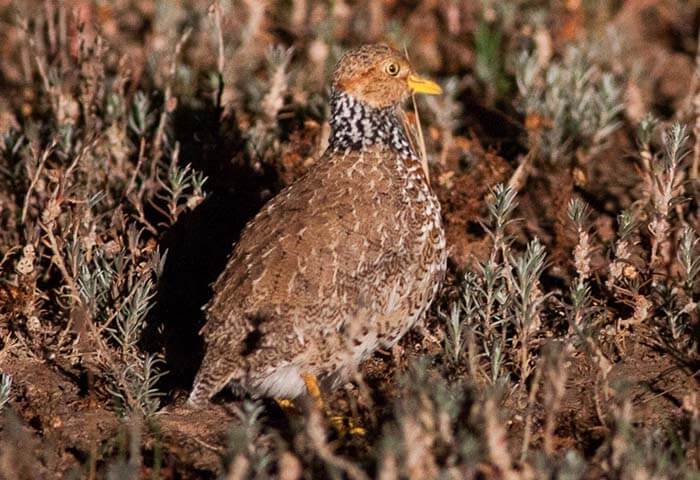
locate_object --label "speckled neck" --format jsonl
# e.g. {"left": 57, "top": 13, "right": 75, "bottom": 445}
{"left": 328, "top": 89, "right": 417, "bottom": 159}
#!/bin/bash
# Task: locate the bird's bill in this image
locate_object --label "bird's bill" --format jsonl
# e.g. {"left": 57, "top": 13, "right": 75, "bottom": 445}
{"left": 407, "top": 74, "right": 443, "bottom": 95}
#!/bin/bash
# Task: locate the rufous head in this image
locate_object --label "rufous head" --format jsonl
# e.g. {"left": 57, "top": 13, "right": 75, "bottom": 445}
{"left": 332, "top": 44, "right": 442, "bottom": 109}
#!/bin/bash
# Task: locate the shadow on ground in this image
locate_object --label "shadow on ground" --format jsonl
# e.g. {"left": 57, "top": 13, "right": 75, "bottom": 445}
{"left": 145, "top": 100, "right": 281, "bottom": 395}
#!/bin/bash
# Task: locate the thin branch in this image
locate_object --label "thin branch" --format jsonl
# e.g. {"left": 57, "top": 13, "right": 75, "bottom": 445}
{"left": 21, "top": 141, "right": 53, "bottom": 224}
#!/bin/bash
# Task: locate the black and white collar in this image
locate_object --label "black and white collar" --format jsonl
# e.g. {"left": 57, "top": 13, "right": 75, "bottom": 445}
{"left": 328, "top": 89, "right": 417, "bottom": 160}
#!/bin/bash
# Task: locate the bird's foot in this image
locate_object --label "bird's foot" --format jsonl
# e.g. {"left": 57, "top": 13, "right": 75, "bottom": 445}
{"left": 275, "top": 398, "right": 299, "bottom": 414}
{"left": 301, "top": 372, "right": 366, "bottom": 438}
{"left": 329, "top": 415, "right": 366, "bottom": 437}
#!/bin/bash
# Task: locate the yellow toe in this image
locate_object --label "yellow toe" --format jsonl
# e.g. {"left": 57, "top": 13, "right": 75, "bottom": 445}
{"left": 329, "top": 415, "right": 366, "bottom": 437}
{"left": 275, "top": 398, "right": 298, "bottom": 414}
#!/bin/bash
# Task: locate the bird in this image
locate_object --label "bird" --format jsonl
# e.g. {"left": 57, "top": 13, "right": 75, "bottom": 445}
{"left": 188, "top": 44, "right": 446, "bottom": 407}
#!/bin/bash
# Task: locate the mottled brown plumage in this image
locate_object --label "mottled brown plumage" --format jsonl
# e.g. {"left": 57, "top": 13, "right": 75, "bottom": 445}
{"left": 188, "top": 44, "right": 446, "bottom": 406}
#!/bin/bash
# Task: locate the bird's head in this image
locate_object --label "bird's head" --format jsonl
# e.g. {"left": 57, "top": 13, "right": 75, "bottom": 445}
{"left": 332, "top": 44, "right": 442, "bottom": 109}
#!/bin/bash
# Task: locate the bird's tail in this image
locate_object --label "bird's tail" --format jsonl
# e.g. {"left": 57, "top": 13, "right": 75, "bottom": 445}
{"left": 187, "top": 380, "right": 214, "bottom": 408}
{"left": 187, "top": 352, "right": 239, "bottom": 407}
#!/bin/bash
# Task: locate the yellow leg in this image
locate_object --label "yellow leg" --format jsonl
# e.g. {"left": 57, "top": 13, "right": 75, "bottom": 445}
{"left": 301, "top": 373, "right": 325, "bottom": 411}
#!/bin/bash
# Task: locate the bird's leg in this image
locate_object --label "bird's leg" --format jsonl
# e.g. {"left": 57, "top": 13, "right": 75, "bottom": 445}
{"left": 301, "top": 373, "right": 365, "bottom": 437}
{"left": 301, "top": 373, "right": 326, "bottom": 411}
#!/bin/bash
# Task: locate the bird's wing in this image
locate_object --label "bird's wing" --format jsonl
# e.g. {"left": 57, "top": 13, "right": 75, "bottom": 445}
{"left": 203, "top": 146, "right": 412, "bottom": 340}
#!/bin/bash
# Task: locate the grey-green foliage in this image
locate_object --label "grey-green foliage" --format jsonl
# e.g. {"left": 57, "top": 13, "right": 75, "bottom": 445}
{"left": 516, "top": 44, "right": 623, "bottom": 164}
{"left": 616, "top": 210, "right": 637, "bottom": 242}
{"left": 661, "top": 123, "right": 690, "bottom": 171}
{"left": 75, "top": 225, "right": 167, "bottom": 418}
{"left": 128, "top": 90, "right": 157, "bottom": 137}
{"left": 508, "top": 238, "right": 547, "bottom": 336}
{"left": 678, "top": 226, "right": 700, "bottom": 293}
{"left": 567, "top": 198, "right": 591, "bottom": 232}
{"left": 651, "top": 123, "right": 690, "bottom": 216}
{"left": 442, "top": 184, "right": 548, "bottom": 386}
{"left": 108, "top": 277, "right": 157, "bottom": 355}
{"left": 488, "top": 182, "right": 518, "bottom": 233}
{"left": 77, "top": 249, "right": 117, "bottom": 318}
{"left": 569, "top": 278, "right": 593, "bottom": 332}
{"left": 0, "top": 373, "right": 12, "bottom": 414}
{"left": 224, "top": 400, "right": 272, "bottom": 479}
{"left": 647, "top": 123, "right": 691, "bottom": 271}
{"left": 108, "top": 353, "right": 167, "bottom": 419}
{"left": 636, "top": 113, "right": 657, "bottom": 150}
{"left": 158, "top": 158, "right": 208, "bottom": 225}
{"left": 441, "top": 301, "right": 468, "bottom": 365}
{"left": 462, "top": 184, "right": 518, "bottom": 384}
{"left": 77, "top": 241, "right": 165, "bottom": 357}
{"left": 0, "top": 130, "right": 26, "bottom": 169}
{"left": 663, "top": 224, "right": 699, "bottom": 345}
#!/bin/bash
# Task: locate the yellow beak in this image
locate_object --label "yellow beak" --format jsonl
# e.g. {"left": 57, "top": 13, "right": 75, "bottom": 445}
{"left": 407, "top": 74, "right": 443, "bottom": 95}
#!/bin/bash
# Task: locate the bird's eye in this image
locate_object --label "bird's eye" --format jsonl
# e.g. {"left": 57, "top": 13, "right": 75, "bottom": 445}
{"left": 385, "top": 62, "right": 400, "bottom": 76}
